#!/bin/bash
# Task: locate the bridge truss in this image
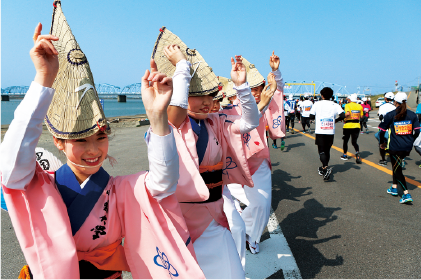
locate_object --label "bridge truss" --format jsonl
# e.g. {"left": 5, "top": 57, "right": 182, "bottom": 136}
{"left": 1, "top": 83, "right": 142, "bottom": 96}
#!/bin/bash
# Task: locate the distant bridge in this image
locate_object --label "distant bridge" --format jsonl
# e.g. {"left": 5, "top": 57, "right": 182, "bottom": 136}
{"left": 1, "top": 83, "right": 142, "bottom": 97}
{"left": 284, "top": 81, "right": 351, "bottom": 99}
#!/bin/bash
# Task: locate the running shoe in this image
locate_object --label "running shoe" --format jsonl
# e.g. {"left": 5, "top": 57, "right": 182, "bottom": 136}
{"left": 360, "top": 131, "right": 364, "bottom": 134}
{"left": 291, "top": 129, "right": 295, "bottom": 134}
{"left": 302, "top": 130, "right": 306, "bottom": 134}
{"left": 272, "top": 143, "right": 278, "bottom": 149}
{"left": 387, "top": 186, "right": 398, "bottom": 196}
{"left": 378, "top": 160, "right": 387, "bottom": 166}
{"left": 280, "top": 140, "right": 285, "bottom": 151}
{"left": 399, "top": 193, "right": 413, "bottom": 204}
{"left": 419, "top": 164, "right": 421, "bottom": 169}
{"left": 356, "top": 153, "right": 362, "bottom": 164}
{"left": 340, "top": 154, "right": 348, "bottom": 160}
{"left": 308, "top": 128, "right": 311, "bottom": 134}
{"left": 286, "top": 129, "right": 290, "bottom": 133}
{"left": 323, "top": 167, "right": 332, "bottom": 181}
{"left": 318, "top": 166, "right": 323, "bottom": 176}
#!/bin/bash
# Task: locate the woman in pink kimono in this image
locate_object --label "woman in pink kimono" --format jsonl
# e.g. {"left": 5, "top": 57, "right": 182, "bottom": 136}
{"left": 0, "top": 7, "right": 203, "bottom": 279}
{"left": 152, "top": 33, "right": 273, "bottom": 277}
{"left": 225, "top": 52, "right": 285, "bottom": 255}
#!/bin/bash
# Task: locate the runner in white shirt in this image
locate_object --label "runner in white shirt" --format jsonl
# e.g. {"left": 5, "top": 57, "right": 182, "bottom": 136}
{"left": 300, "top": 94, "right": 313, "bottom": 133}
{"left": 310, "top": 87, "right": 345, "bottom": 180}
{"left": 297, "top": 98, "right": 303, "bottom": 123}
{"left": 283, "top": 95, "right": 291, "bottom": 133}
{"left": 376, "top": 92, "right": 395, "bottom": 166}
{"left": 287, "top": 94, "right": 297, "bottom": 134}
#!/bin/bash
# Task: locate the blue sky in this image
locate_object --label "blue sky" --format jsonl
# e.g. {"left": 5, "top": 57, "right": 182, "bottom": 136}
{"left": 1, "top": 0, "right": 420, "bottom": 94}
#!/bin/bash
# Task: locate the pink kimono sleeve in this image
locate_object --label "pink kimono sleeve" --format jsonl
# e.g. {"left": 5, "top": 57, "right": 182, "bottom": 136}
{"left": 266, "top": 88, "right": 286, "bottom": 140}
{"left": 114, "top": 173, "right": 205, "bottom": 279}
{"left": 1, "top": 163, "right": 79, "bottom": 279}
{"left": 207, "top": 113, "right": 255, "bottom": 188}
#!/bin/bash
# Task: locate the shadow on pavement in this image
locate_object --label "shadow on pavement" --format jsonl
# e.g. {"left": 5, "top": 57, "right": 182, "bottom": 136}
{"left": 271, "top": 169, "right": 311, "bottom": 210}
{"left": 359, "top": 150, "right": 373, "bottom": 158}
{"left": 284, "top": 142, "right": 305, "bottom": 152}
{"left": 328, "top": 162, "right": 361, "bottom": 182}
{"left": 280, "top": 198, "right": 343, "bottom": 279}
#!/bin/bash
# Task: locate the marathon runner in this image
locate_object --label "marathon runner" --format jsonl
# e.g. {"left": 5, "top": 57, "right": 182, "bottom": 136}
{"left": 300, "top": 94, "right": 313, "bottom": 133}
{"left": 310, "top": 87, "right": 345, "bottom": 180}
{"left": 379, "top": 92, "right": 420, "bottom": 204}
{"left": 286, "top": 94, "right": 297, "bottom": 134}
{"left": 376, "top": 92, "right": 395, "bottom": 166}
{"left": 360, "top": 97, "right": 371, "bottom": 134}
{"left": 341, "top": 94, "right": 363, "bottom": 163}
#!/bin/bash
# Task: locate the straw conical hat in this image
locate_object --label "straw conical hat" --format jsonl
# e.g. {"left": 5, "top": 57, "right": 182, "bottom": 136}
{"left": 45, "top": 1, "right": 107, "bottom": 139}
{"left": 216, "top": 76, "right": 237, "bottom": 99}
{"left": 151, "top": 27, "right": 219, "bottom": 96}
{"left": 220, "top": 96, "right": 231, "bottom": 107}
{"left": 214, "top": 77, "right": 225, "bottom": 100}
{"left": 242, "top": 57, "right": 265, "bottom": 88}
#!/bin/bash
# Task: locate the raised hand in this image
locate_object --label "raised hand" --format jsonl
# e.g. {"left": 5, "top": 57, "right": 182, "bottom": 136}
{"left": 141, "top": 59, "right": 173, "bottom": 136}
{"left": 164, "top": 44, "right": 187, "bottom": 66}
{"left": 269, "top": 51, "right": 280, "bottom": 72}
{"left": 231, "top": 56, "right": 247, "bottom": 87}
{"left": 259, "top": 73, "right": 277, "bottom": 109}
{"left": 30, "top": 23, "right": 59, "bottom": 88}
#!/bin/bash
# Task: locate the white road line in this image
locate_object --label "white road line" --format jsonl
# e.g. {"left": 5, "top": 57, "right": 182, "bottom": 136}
{"left": 245, "top": 209, "right": 301, "bottom": 279}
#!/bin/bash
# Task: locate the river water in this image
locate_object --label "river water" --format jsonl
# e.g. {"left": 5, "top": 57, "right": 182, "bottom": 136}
{"left": 1, "top": 98, "right": 146, "bottom": 125}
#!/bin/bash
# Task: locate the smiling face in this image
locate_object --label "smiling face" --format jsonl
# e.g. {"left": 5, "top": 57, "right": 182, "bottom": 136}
{"left": 54, "top": 131, "right": 109, "bottom": 183}
{"left": 187, "top": 95, "right": 213, "bottom": 120}
{"left": 251, "top": 84, "right": 264, "bottom": 104}
{"left": 210, "top": 99, "right": 221, "bottom": 113}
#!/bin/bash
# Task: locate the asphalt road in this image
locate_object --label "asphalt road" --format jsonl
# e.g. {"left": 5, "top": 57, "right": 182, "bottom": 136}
{"left": 2, "top": 111, "right": 421, "bottom": 278}
{"left": 269, "top": 111, "right": 421, "bottom": 278}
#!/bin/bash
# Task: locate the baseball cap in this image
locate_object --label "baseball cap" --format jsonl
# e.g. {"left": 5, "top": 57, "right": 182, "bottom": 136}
{"left": 384, "top": 92, "right": 394, "bottom": 100}
{"left": 394, "top": 92, "right": 407, "bottom": 103}
{"left": 347, "top": 94, "right": 358, "bottom": 102}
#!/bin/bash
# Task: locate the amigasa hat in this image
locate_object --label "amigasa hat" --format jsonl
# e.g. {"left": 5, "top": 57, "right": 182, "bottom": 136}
{"left": 241, "top": 57, "right": 265, "bottom": 88}
{"left": 215, "top": 76, "right": 236, "bottom": 100}
{"left": 151, "top": 27, "right": 219, "bottom": 97}
{"left": 45, "top": 1, "right": 107, "bottom": 139}
{"left": 220, "top": 96, "right": 231, "bottom": 107}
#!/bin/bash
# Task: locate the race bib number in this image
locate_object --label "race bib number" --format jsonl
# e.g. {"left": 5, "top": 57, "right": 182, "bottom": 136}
{"left": 350, "top": 110, "right": 361, "bottom": 120}
{"left": 364, "top": 108, "right": 369, "bottom": 112}
{"left": 394, "top": 120, "right": 412, "bottom": 135}
{"left": 320, "top": 118, "right": 334, "bottom": 130}
{"left": 304, "top": 106, "right": 311, "bottom": 112}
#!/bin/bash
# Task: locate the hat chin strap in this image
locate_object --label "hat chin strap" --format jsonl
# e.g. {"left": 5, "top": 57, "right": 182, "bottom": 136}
{"left": 61, "top": 142, "right": 118, "bottom": 169}
{"left": 187, "top": 110, "right": 209, "bottom": 116}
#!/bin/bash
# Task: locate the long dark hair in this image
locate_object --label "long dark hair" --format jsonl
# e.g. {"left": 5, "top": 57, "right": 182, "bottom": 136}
{"left": 394, "top": 100, "right": 407, "bottom": 121}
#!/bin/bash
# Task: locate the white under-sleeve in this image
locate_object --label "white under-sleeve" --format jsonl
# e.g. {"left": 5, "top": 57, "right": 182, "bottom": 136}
{"left": 144, "top": 127, "right": 179, "bottom": 200}
{"left": 0, "top": 82, "right": 55, "bottom": 190}
{"left": 272, "top": 69, "right": 284, "bottom": 91}
{"left": 170, "top": 60, "right": 191, "bottom": 109}
{"left": 234, "top": 82, "right": 260, "bottom": 134}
